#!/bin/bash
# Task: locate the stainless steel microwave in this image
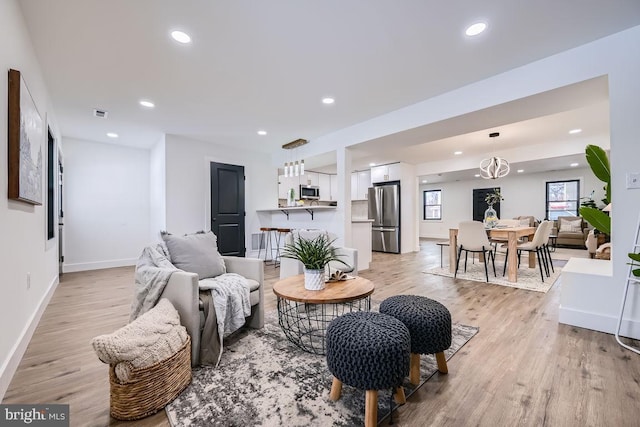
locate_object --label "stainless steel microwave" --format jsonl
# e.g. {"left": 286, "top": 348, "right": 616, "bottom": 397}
{"left": 299, "top": 185, "right": 320, "bottom": 200}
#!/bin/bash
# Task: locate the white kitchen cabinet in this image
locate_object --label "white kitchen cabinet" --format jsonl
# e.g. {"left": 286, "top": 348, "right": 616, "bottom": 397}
{"left": 371, "top": 163, "right": 401, "bottom": 183}
{"left": 357, "top": 170, "right": 371, "bottom": 200}
{"left": 330, "top": 174, "right": 338, "bottom": 201}
{"left": 350, "top": 170, "right": 371, "bottom": 200}
{"left": 300, "top": 172, "right": 319, "bottom": 187}
{"left": 350, "top": 172, "right": 358, "bottom": 201}
{"left": 318, "top": 173, "right": 331, "bottom": 201}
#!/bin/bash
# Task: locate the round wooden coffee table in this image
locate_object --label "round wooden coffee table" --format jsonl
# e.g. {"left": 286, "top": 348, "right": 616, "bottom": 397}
{"left": 273, "top": 275, "right": 375, "bottom": 355}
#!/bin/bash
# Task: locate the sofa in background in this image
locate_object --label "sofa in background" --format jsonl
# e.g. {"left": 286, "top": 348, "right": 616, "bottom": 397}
{"left": 551, "top": 216, "right": 590, "bottom": 248}
{"left": 513, "top": 216, "right": 538, "bottom": 227}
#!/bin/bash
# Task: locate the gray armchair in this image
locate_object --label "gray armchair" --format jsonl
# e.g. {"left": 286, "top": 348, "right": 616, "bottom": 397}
{"left": 160, "top": 256, "right": 264, "bottom": 366}
{"left": 551, "top": 216, "right": 590, "bottom": 248}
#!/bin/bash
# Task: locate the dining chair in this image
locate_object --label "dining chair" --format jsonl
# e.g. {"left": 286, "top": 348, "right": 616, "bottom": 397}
{"left": 503, "top": 220, "right": 552, "bottom": 282}
{"left": 489, "top": 219, "right": 521, "bottom": 255}
{"left": 455, "top": 221, "right": 496, "bottom": 282}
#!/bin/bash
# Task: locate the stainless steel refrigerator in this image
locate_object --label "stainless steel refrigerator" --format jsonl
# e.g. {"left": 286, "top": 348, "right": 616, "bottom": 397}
{"left": 368, "top": 182, "right": 400, "bottom": 253}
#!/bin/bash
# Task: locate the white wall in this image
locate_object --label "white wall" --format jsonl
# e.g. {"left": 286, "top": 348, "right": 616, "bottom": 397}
{"left": 149, "top": 135, "right": 166, "bottom": 242}
{"left": 419, "top": 167, "right": 604, "bottom": 239}
{"left": 0, "top": 0, "right": 61, "bottom": 399}
{"left": 164, "top": 135, "right": 275, "bottom": 252}
{"left": 311, "top": 24, "right": 640, "bottom": 337}
{"left": 63, "top": 138, "right": 151, "bottom": 272}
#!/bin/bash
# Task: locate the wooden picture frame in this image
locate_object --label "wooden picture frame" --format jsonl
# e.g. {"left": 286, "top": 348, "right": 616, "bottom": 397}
{"left": 8, "top": 69, "right": 43, "bottom": 205}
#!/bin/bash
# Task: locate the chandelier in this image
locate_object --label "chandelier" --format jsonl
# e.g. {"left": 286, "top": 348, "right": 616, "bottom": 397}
{"left": 283, "top": 138, "right": 308, "bottom": 177}
{"left": 479, "top": 132, "right": 510, "bottom": 179}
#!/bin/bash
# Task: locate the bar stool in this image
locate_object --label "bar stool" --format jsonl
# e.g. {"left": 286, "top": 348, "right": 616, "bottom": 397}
{"left": 258, "top": 227, "right": 277, "bottom": 264}
{"left": 274, "top": 228, "right": 292, "bottom": 267}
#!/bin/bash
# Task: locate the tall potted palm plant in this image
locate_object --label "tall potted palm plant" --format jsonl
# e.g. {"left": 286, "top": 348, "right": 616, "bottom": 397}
{"left": 281, "top": 235, "right": 349, "bottom": 290}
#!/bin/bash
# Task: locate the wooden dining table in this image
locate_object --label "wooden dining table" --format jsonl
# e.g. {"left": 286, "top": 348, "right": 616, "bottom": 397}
{"left": 449, "top": 226, "right": 536, "bottom": 282}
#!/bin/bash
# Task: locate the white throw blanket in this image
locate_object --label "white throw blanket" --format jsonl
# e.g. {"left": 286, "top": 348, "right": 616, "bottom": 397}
{"left": 131, "top": 244, "right": 178, "bottom": 321}
{"left": 199, "top": 273, "right": 251, "bottom": 366}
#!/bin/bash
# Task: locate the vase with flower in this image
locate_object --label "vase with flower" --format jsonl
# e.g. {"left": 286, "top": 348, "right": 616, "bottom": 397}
{"left": 484, "top": 189, "right": 503, "bottom": 228}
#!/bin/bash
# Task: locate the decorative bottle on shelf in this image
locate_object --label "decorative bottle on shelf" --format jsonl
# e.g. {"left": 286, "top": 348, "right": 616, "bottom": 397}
{"left": 287, "top": 188, "right": 296, "bottom": 207}
{"left": 484, "top": 204, "right": 498, "bottom": 228}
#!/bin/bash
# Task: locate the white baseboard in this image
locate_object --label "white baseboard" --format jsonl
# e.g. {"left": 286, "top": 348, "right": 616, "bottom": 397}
{"left": 0, "top": 275, "right": 59, "bottom": 401}
{"left": 559, "top": 305, "right": 640, "bottom": 340}
{"left": 62, "top": 258, "right": 137, "bottom": 273}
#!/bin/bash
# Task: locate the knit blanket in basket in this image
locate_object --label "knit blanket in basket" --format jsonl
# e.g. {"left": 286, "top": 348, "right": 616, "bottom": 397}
{"left": 92, "top": 298, "right": 188, "bottom": 382}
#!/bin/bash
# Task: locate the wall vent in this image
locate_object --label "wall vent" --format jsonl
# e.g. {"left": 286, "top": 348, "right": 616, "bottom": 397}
{"left": 93, "top": 109, "right": 108, "bottom": 118}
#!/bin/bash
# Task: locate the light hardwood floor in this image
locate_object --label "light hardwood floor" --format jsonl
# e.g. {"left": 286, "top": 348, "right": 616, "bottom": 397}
{"left": 4, "top": 241, "right": 639, "bottom": 426}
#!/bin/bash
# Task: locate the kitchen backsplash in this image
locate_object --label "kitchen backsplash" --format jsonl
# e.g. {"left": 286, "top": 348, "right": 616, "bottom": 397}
{"left": 352, "top": 200, "right": 369, "bottom": 219}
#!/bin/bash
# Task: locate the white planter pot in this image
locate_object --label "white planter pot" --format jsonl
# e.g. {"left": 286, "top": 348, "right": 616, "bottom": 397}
{"left": 304, "top": 268, "right": 325, "bottom": 291}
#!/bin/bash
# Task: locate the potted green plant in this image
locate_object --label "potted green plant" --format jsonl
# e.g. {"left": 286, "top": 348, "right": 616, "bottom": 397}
{"left": 629, "top": 253, "right": 640, "bottom": 278}
{"left": 580, "top": 144, "right": 611, "bottom": 236}
{"left": 281, "top": 234, "right": 349, "bottom": 290}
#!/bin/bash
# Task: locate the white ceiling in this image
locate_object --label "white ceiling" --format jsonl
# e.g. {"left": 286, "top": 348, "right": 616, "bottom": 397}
{"left": 18, "top": 1, "right": 640, "bottom": 179}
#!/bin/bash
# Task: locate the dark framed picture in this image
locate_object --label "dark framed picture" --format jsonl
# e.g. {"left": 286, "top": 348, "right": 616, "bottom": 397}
{"left": 8, "top": 69, "right": 43, "bottom": 205}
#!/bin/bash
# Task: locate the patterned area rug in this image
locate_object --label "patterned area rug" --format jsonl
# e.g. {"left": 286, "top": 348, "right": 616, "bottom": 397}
{"left": 425, "top": 258, "right": 566, "bottom": 293}
{"left": 166, "top": 312, "right": 478, "bottom": 426}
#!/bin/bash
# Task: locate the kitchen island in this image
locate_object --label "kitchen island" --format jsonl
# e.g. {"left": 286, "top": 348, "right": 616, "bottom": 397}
{"left": 255, "top": 206, "right": 372, "bottom": 271}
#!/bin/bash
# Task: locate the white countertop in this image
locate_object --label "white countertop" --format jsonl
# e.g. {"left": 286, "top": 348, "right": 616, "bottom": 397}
{"left": 257, "top": 206, "right": 336, "bottom": 212}
{"left": 562, "top": 258, "right": 612, "bottom": 276}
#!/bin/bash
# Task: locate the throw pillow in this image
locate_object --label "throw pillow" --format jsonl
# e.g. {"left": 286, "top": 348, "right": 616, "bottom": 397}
{"left": 559, "top": 218, "right": 582, "bottom": 233}
{"left": 91, "top": 298, "right": 188, "bottom": 380}
{"left": 162, "top": 231, "right": 226, "bottom": 279}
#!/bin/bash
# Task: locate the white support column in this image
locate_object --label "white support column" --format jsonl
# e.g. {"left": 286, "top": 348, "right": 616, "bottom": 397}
{"left": 336, "top": 148, "right": 353, "bottom": 247}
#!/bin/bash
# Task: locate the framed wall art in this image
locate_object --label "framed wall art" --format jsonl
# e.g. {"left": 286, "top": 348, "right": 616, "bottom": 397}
{"left": 8, "top": 68, "right": 43, "bottom": 205}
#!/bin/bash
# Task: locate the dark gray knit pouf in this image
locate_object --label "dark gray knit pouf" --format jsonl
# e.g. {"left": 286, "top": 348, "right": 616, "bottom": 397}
{"left": 326, "top": 311, "right": 410, "bottom": 391}
{"left": 379, "top": 295, "right": 452, "bottom": 355}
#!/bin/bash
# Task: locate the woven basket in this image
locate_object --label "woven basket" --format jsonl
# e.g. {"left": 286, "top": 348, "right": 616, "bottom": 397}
{"left": 109, "top": 336, "right": 192, "bottom": 421}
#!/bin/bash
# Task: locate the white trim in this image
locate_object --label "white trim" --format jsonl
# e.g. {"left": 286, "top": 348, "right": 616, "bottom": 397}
{"left": 559, "top": 306, "right": 640, "bottom": 340}
{"left": 62, "top": 258, "right": 137, "bottom": 273}
{"left": 0, "top": 275, "right": 59, "bottom": 401}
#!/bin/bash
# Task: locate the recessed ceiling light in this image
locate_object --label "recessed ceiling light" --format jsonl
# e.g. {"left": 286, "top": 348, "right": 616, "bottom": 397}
{"left": 322, "top": 97, "right": 335, "bottom": 105}
{"left": 570, "top": 162, "right": 579, "bottom": 167}
{"left": 422, "top": 180, "right": 428, "bottom": 183}
{"left": 369, "top": 163, "right": 376, "bottom": 167}
{"left": 569, "top": 129, "right": 582, "bottom": 134}
{"left": 257, "top": 130, "right": 267, "bottom": 136}
{"left": 171, "top": 30, "right": 191, "bottom": 44}
{"left": 465, "top": 22, "right": 487, "bottom": 37}
{"left": 106, "top": 132, "right": 118, "bottom": 138}
{"left": 517, "top": 169, "right": 524, "bottom": 173}
{"left": 454, "top": 151, "right": 463, "bottom": 155}
{"left": 474, "top": 174, "right": 481, "bottom": 178}
{"left": 139, "top": 100, "right": 155, "bottom": 108}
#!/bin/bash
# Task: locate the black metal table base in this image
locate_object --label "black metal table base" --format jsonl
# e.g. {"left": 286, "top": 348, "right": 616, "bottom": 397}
{"left": 276, "top": 297, "right": 371, "bottom": 355}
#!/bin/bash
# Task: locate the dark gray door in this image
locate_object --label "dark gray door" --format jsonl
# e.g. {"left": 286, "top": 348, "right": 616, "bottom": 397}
{"left": 210, "top": 162, "right": 245, "bottom": 257}
{"left": 473, "top": 187, "right": 500, "bottom": 221}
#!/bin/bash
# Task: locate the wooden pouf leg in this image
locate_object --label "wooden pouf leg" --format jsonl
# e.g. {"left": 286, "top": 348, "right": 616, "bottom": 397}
{"left": 410, "top": 353, "right": 421, "bottom": 385}
{"left": 365, "top": 390, "right": 378, "bottom": 427}
{"left": 394, "top": 386, "right": 406, "bottom": 404}
{"left": 330, "top": 377, "right": 342, "bottom": 401}
{"left": 435, "top": 351, "right": 448, "bottom": 374}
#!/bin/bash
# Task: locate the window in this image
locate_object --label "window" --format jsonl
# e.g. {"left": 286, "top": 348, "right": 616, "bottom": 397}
{"left": 546, "top": 180, "right": 580, "bottom": 220}
{"left": 423, "top": 190, "right": 442, "bottom": 220}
